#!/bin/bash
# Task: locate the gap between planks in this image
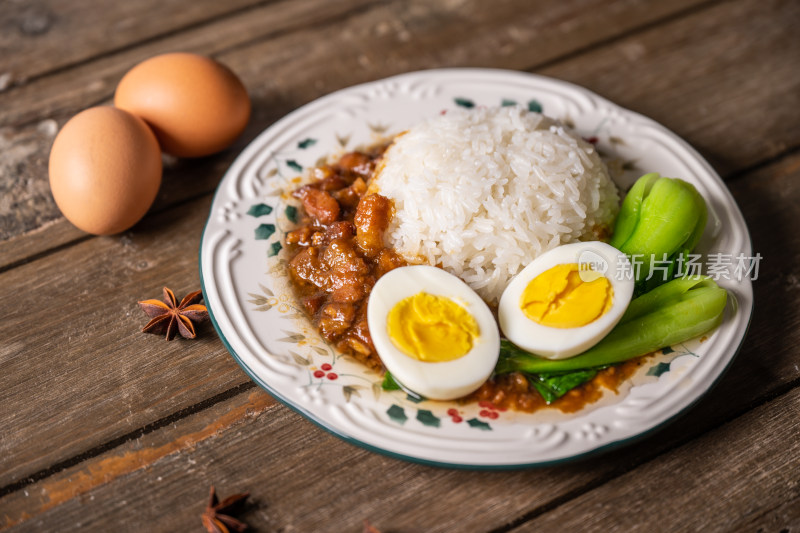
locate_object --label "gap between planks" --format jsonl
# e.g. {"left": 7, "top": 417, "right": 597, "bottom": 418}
{"left": 522, "top": 0, "right": 721, "bottom": 75}
{"left": 2, "top": 0, "right": 282, "bottom": 93}
{"left": 3, "top": 0, "right": 796, "bottom": 510}
{"left": 489, "top": 375, "right": 800, "bottom": 533}
{"left": 0, "top": 0, "right": 704, "bottom": 130}
{"left": 0, "top": 0, "right": 755, "bottom": 270}
{"left": 1, "top": 167, "right": 797, "bottom": 500}
{"left": 0, "top": 381, "right": 258, "bottom": 499}
{"left": 3, "top": 358, "right": 799, "bottom": 529}
{"left": 5, "top": 139, "right": 798, "bottom": 276}
{"left": 0, "top": 0, "right": 385, "bottom": 131}
{"left": 0, "top": 146, "right": 798, "bottom": 525}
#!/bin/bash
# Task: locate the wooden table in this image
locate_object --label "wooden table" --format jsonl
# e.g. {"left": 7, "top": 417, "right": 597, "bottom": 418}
{"left": 1, "top": 0, "right": 798, "bottom": 531}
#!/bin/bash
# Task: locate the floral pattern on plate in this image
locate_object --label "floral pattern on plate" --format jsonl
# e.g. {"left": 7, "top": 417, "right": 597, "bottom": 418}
{"left": 200, "top": 69, "right": 753, "bottom": 467}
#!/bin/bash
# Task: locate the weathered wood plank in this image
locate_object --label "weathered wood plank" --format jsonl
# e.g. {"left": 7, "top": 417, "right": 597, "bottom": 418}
{"left": 0, "top": 0, "right": 380, "bottom": 256}
{"left": 1, "top": 0, "right": 798, "bottom": 527}
{"left": 3, "top": 0, "right": 796, "bottom": 264}
{"left": 0, "top": 0, "right": 381, "bottom": 128}
{"left": 1, "top": 387, "right": 626, "bottom": 532}
{"left": 509, "top": 388, "right": 800, "bottom": 533}
{"left": 494, "top": 150, "right": 800, "bottom": 530}
{"left": 0, "top": 389, "right": 278, "bottom": 531}
{"left": 0, "top": 0, "right": 264, "bottom": 87}
{"left": 2, "top": 325, "right": 798, "bottom": 531}
{"left": 1, "top": 146, "right": 798, "bottom": 531}
{"left": 0, "top": 194, "right": 252, "bottom": 488}
{"left": 0, "top": 122, "right": 263, "bottom": 270}
{"left": 0, "top": 0, "right": 704, "bottom": 248}
{"left": 539, "top": 0, "right": 800, "bottom": 176}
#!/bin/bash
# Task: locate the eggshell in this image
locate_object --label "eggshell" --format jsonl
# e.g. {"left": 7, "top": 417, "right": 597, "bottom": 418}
{"left": 48, "top": 106, "right": 162, "bottom": 235}
{"left": 114, "top": 53, "right": 251, "bottom": 157}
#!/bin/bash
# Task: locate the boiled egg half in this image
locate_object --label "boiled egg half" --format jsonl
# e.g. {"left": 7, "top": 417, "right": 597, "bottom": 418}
{"left": 368, "top": 265, "right": 500, "bottom": 400}
{"left": 498, "top": 241, "right": 634, "bottom": 359}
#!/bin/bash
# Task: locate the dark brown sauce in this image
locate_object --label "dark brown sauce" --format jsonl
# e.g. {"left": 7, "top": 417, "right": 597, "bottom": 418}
{"left": 286, "top": 145, "right": 402, "bottom": 371}
{"left": 466, "top": 356, "right": 649, "bottom": 413}
{"left": 286, "top": 146, "right": 646, "bottom": 413}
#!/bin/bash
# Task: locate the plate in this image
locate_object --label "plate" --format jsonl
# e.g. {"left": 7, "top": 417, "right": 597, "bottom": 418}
{"left": 199, "top": 69, "right": 753, "bottom": 467}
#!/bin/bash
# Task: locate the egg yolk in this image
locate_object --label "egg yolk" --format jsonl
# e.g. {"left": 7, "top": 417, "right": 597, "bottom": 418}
{"left": 520, "top": 264, "right": 613, "bottom": 328}
{"left": 387, "top": 292, "right": 479, "bottom": 362}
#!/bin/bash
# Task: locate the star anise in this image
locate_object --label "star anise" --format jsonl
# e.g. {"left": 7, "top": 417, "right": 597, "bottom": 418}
{"left": 138, "top": 287, "right": 208, "bottom": 340}
{"left": 201, "top": 485, "right": 250, "bottom": 533}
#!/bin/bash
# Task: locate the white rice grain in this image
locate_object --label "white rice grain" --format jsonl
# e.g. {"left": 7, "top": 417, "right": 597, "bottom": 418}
{"left": 371, "top": 106, "right": 619, "bottom": 304}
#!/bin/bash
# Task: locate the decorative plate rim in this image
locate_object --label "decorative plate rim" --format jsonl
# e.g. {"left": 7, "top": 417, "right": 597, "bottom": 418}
{"left": 199, "top": 68, "right": 754, "bottom": 469}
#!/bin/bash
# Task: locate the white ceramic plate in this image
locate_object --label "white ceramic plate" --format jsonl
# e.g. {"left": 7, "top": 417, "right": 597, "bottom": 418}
{"left": 200, "top": 69, "right": 753, "bottom": 468}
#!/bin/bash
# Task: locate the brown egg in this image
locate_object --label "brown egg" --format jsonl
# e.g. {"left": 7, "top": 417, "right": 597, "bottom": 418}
{"left": 114, "top": 53, "right": 251, "bottom": 157}
{"left": 49, "top": 107, "right": 162, "bottom": 235}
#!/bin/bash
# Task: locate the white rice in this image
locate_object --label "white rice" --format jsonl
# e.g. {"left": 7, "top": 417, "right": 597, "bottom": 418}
{"left": 370, "top": 106, "right": 619, "bottom": 305}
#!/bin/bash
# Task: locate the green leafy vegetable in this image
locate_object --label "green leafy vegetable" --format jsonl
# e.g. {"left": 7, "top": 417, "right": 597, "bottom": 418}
{"left": 611, "top": 173, "right": 707, "bottom": 294}
{"left": 381, "top": 371, "right": 401, "bottom": 391}
{"left": 528, "top": 369, "right": 599, "bottom": 404}
{"left": 495, "top": 276, "right": 727, "bottom": 374}
{"left": 620, "top": 275, "right": 719, "bottom": 323}
{"left": 381, "top": 371, "right": 426, "bottom": 402}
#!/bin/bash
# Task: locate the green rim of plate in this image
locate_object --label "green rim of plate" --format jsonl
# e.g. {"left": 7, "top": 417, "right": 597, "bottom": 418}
{"left": 197, "top": 68, "right": 754, "bottom": 469}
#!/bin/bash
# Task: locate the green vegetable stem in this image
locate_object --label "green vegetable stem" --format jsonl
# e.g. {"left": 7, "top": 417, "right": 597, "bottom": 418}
{"left": 495, "top": 276, "right": 727, "bottom": 375}
{"left": 611, "top": 173, "right": 708, "bottom": 293}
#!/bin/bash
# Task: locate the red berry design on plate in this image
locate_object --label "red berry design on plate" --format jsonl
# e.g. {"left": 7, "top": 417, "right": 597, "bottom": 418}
{"left": 321, "top": 363, "right": 332, "bottom": 371}
{"left": 478, "top": 402, "right": 503, "bottom": 420}
{"left": 326, "top": 372, "right": 338, "bottom": 380}
{"left": 313, "top": 370, "right": 325, "bottom": 378}
{"left": 447, "top": 407, "right": 464, "bottom": 423}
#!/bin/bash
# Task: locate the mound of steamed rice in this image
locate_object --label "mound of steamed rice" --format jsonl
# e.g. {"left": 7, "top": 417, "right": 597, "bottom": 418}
{"left": 370, "top": 106, "right": 619, "bottom": 305}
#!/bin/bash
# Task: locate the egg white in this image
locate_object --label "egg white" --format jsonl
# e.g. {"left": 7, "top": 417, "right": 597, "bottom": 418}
{"left": 498, "top": 241, "right": 634, "bottom": 359}
{"left": 367, "top": 265, "right": 500, "bottom": 400}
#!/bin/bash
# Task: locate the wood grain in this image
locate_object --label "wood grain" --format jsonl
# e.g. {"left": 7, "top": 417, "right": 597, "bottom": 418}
{"left": 0, "top": 389, "right": 278, "bottom": 531}
{"left": 0, "top": 194, "right": 251, "bottom": 488}
{"left": 510, "top": 387, "right": 800, "bottom": 533}
{"left": 1, "top": 148, "right": 798, "bottom": 532}
{"left": 3, "top": 0, "right": 797, "bottom": 266}
{"left": 1, "top": 387, "right": 624, "bottom": 532}
{"left": 0, "top": 0, "right": 704, "bottom": 248}
{"left": 538, "top": 0, "right": 800, "bottom": 176}
{"left": 0, "top": 0, "right": 704, "bottom": 128}
{"left": 0, "top": 0, "right": 381, "bottom": 128}
{"left": 1, "top": 0, "right": 799, "bottom": 530}
{"left": 0, "top": 0, "right": 379, "bottom": 250}
{"left": 0, "top": 0, "right": 265, "bottom": 87}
